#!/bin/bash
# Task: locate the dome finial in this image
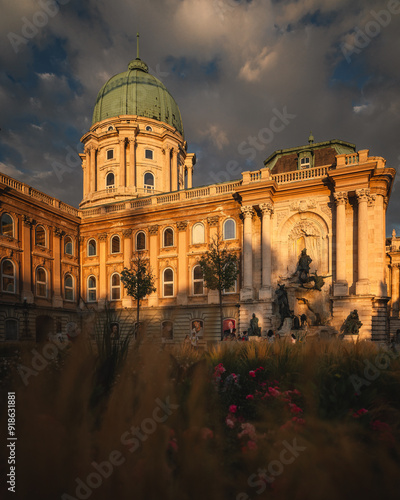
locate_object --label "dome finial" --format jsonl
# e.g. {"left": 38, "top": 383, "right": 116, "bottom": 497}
{"left": 136, "top": 32, "right": 140, "bottom": 60}
{"left": 128, "top": 33, "right": 149, "bottom": 72}
{"left": 308, "top": 131, "right": 314, "bottom": 144}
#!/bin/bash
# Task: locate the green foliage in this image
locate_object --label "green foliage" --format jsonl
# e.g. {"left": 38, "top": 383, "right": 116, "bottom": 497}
{"left": 198, "top": 233, "right": 239, "bottom": 293}
{"left": 120, "top": 252, "right": 156, "bottom": 301}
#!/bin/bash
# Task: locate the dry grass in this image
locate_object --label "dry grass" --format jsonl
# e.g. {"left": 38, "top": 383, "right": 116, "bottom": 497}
{"left": 1, "top": 337, "right": 399, "bottom": 500}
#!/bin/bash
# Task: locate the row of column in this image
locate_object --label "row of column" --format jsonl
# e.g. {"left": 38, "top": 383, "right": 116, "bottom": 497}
{"left": 240, "top": 203, "right": 274, "bottom": 300}
{"left": 333, "top": 188, "right": 384, "bottom": 296}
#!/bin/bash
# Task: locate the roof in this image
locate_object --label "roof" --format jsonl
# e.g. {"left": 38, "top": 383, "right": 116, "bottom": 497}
{"left": 92, "top": 58, "right": 184, "bottom": 136}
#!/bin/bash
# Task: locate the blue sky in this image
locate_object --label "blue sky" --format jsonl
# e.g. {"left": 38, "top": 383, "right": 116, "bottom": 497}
{"left": 0, "top": 0, "right": 400, "bottom": 233}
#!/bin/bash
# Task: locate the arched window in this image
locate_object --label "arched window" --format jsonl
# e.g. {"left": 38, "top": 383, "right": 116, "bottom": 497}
{"left": 106, "top": 172, "right": 115, "bottom": 188}
{"left": 87, "top": 275, "right": 97, "bottom": 302}
{"left": 36, "top": 267, "right": 47, "bottom": 297}
{"left": 192, "top": 223, "right": 205, "bottom": 244}
{"left": 64, "top": 274, "right": 74, "bottom": 301}
{"left": 161, "top": 320, "right": 173, "bottom": 340}
{"left": 35, "top": 225, "right": 46, "bottom": 247}
{"left": 193, "top": 265, "right": 204, "bottom": 295}
{"left": 136, "top": 231, "right": 146, "bottom": 251}
{"left": 163, "top": 268, "right": 174, "bottom": 297}
{"left": 64, "top": 236, "right": 73, "bottom": 256}
{"left": 0, "top": 213, "right": 14, "bottom": 237}
{"left": 1, "top": 259, "right": 16, "bottom": 293}
{"left": 144, "top": 172, "right": 154, "bottom": 192}
{"left": 111, "top": 273, "right": 121, "bottom": 300}
{"left": 163, "top": 227, "right": 174, "bottom": 247}
{"left": 5, "top": 318, "right": 18, "bottom": 341}
{"left": 88, "top": 239, "right": 97, "bottom": 256}
{"left": 111, "top": 235, "right": 120, "bottom": 254}
{"left": 223, "top": 218, "right": 236, "bottom": 240}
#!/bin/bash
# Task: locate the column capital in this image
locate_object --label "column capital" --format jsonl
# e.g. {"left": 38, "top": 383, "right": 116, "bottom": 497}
{"left": 148, "top": 225, "right": 159, "bottom": 235}
{"left": 241, "top": 205, "right": 255, "bottom": 219}
{"left": 259, "top": 203, "right": 274, "bottom": 216}
{"left": 333, "top": 191, "right": 348, "bottom": 206}
{"left": 207, "top": 216, "right": 219, "bottom": 227}
{"left": 176, "top": 221, "right": 188, "bottom": 231}
{"left": 122, "top": 229, "right": 132, "bottom": 237}
{"left": 355, "top": 188, "right": 370, "bottom": 202}
{"left": 22, "top": 215, "right": 34, "bottom": 227}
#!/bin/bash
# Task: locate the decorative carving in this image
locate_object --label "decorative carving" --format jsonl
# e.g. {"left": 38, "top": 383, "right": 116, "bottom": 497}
{"left": 320, "top": 203, "right": 333, "bottom": 218}
{"left": 290, "top": 199, "right": 317, "bottom": 212}
{"left": 54, "top": 227, "right": 65, "bottom": 238}
{"left": 122, "top": 229, "right": 132, "bottom": 237}
{"left": 368, "top": 193, "right": 376, "bottom": 207}
{"left": 176, "top": 221, "right": 188, "bottom": 231}
{"left": 148, "top": 225, "right": 159, "bottom": 235}
{"left": 240, "top": 206, "right": 254, "bottom": 219}
{"left": 288, "top": 220, "right": 320, "bottom": 240}
{"left": 259, "top": 203, "right": 274, "bottom": 216}
{"left": 276, "top": 210, "right": 289, "bottom": 225}
{"left": 98, "top": 233, "right": 107, "bottom": 241}
{"left": 333, "top": 192, "right": 348, "bottom": 206}
{"left": 207, "top": 216, "right": 219, "bottom": 227}
{"left": 22, "top": 215, "right": 34, "bottom": 227}
{"left": 355, "top": 188, "right": 370, "bottom": 203}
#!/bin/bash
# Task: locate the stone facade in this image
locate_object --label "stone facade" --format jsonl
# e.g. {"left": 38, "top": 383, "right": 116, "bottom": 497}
{"left": 0, "top": 58, "right": 397, "bottom": 344}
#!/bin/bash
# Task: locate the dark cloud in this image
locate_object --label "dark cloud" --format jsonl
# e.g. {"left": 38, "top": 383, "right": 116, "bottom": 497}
{"left": 0, "top": 0, "right": 399, "bottom": 232}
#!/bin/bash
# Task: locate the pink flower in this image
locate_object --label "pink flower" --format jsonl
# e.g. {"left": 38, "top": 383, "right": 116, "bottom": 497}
{"left": 168, "top": 439, "right": 178, "bottom": 452}
{"left": 288, "top": 403, "right": 303, "bottom": 414}
{"left": 238, "top": 423, "right": 257, "bottom": 440}
{"left": 246, "top": 394, "right": 254, "bottom": 400}
{"left": 352, "top": 408, "right": 368, "bottom": 418}
{"left": 268, "top": 387, "right": 281, "bottom": 397}
{"left": 249, "top": 370, "right": 256, "bottom": 378}
{"left": 201, "top": 427, "right": 214, "bottom": 440}
{"left": 371, "top": 420, "right": 390, "bottom": 432}
{"left": 292, "top": 417, "right": 305, "bottom": 425}
{"left": 229, "top": 404, "right": 237, "bottom": 414}
{"left": 226, "top": 418, "right": 235, "bottom": 428}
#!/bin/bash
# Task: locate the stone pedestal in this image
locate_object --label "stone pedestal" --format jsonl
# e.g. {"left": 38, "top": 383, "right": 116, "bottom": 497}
{"left": 240, "top": 288, "right": 254, "bottom": 301}
{"left": 333, "top": 282, "right": 349, "bottom": 296}
{"left": 258, "top": 286, "right": 272, "bottom": 300}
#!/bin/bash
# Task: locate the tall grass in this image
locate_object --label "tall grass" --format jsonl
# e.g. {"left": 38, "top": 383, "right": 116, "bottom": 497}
{"left": 1, "top": 338, "right": 399, "bottom": 500}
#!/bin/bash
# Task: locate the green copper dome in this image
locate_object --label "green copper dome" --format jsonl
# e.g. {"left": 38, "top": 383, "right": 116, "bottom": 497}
{"left": 92, "top": 58, "right": 184, "bottom": 136}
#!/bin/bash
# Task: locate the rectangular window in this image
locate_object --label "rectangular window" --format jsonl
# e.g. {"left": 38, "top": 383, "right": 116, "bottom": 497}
{"left": 145, "top": 149, "right": 153, "bottom": 160}
{"left": 107, "top": 149, "right": 114, "bottom": 160}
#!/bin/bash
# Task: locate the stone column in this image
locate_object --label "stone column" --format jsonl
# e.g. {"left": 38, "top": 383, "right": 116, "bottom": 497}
{"left": 176, "top": 221, "right": 188, "bottom": 305}
{"left": 374, "top": 193, "right": 386, "bottom": 296}
{"left": 98, "top": 233, "right": 107, "bottom": 308}
{"left": 355, "top": 188, "right": 370, "bottom": 295}
{"left": 259, "top": 203, "right": 274, "bottom": 300}
{"left": 128, "top": 137, "right": 137, "bottom": 190}
{"left": 89, "top": 145, "right": 97, "bottom": 193}
{"left": 21, "top": 216, "right": 34, "bottom": 302}
{"left": 119, "top": 138, "right": 126, "bottom": 189}
{"left": 391, "top": 264, "right": 400, "bottom": 317}
{"left": 163, "top": 146, "right": 171, "bottom": 192}
{"left": 148, "top": 225, "right": 159, "bottom": 307}
{"left": 122, "top": 229, "right": 133, "bottom": 307}
{"left": 240, "top": 206, "right": 254, "bottom": 301}
{"left": 52, "top": 228, "right": 64, "bottom": 307}
{"left": 186, "top": 165, "right": 193, "bottom": 189}
{"left": 333, "top": 191, "right": 348, "bottom": 296}
{"left": 171, "top": 148, "right": 178, "bottom": 191}
{"left": 82, "top": 149, "right": 89, "bottom": 198}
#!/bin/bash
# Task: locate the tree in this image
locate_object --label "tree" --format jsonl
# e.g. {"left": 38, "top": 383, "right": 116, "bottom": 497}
{"left": 120, "top": 252, "right": 156, "bottom": 337}
{"left": 198, "top": 231, "right": 239, "bottom": 340}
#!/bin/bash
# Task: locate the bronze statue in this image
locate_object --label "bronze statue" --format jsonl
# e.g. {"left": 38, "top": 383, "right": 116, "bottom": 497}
{"left": 275, "top": 284, "right": 291, "bottom": 327}
{"left": 248, "top": 313, "right": 261, "bottom": 337}
{"left": 296, "top": 248, "right": 312, "bottom": 284}
{"left": 342, "top": 309, "right": 362, "bottom": 335}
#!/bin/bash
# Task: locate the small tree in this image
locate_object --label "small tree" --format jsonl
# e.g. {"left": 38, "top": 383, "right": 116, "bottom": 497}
{"left": 120, "top": 252, "right": 156, "bottom": 337}
{"left": 198, "top": 232, "right": 239, "bottom": 340}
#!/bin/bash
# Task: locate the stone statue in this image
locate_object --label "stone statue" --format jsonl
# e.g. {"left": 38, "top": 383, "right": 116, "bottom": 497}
{"left": 296, "top": 248, "right": 312, "bottom": 284}
{"left": 275, "top": 284, "right": 291, "bottom": 327}
{"left": 248, "top": 313, "right": 261, "bottom": 337}
{"left": 308, "top": 270, "right": 330, "bottom": 291}
{"left": 342, "top": 309, "right": 362, "bottom": 335}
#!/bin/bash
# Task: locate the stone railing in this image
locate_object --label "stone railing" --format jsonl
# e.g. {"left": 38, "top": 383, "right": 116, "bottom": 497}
{"left": 0, "top": 172, "right": 80, "bottom": 218}
{"left": 271, "top": 166, "right": 329, "bottom": 184}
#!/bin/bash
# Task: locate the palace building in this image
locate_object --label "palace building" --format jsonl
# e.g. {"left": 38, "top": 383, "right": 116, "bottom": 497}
{"left": 0, "top": 51, "right": 398, "bottom": 343}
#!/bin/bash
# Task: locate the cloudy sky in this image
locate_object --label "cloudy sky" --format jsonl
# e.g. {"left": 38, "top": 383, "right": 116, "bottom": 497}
{"left": 1, "top": 0, "right": 400, "bottom": 233}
